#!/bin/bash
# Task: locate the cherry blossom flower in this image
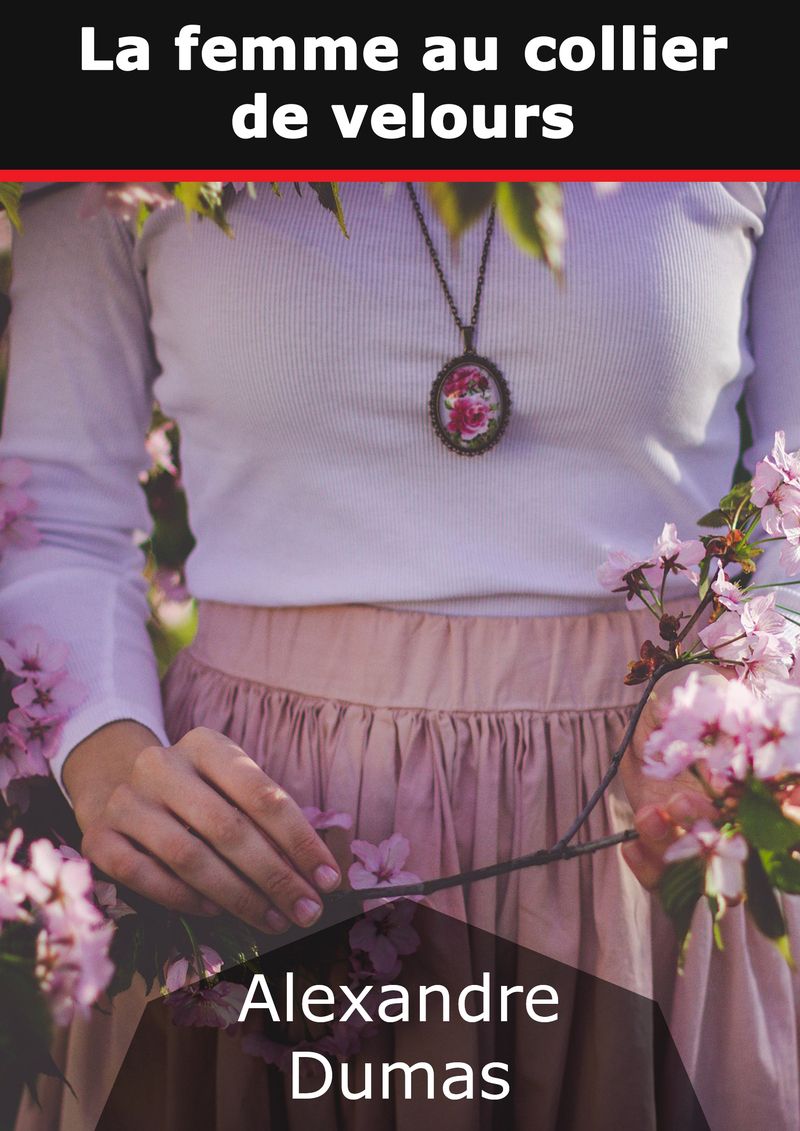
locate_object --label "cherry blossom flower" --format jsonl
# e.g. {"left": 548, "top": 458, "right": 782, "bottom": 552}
{"left": 54, "top": 846, "right": 135, "bottom": 920}
{"left": 164, "top": 945, "right": 225, "bottom": 993}
{"left": 664, "top": 821, "right": 748, "bottom": 905}
{"left": 598, "top": 524, "right": 705, "bottom": 597}
{"left": 167, "top": 981, "right": 247, "bottom": 1029}
{"left": 348, "top": 900, "right": 420, "bottom": 975}
{"left": 643, "top": 669, "right": 800, "bottom": 785}
{"left": 699, "top": 593, "right": 794, "bottom": 687}
{"left": 301, "top": 806, "right": 353, "bottom": 831}
{"left": 0, "top": 835, "right": 113, "bottom": 1028}
{"left": 736, "top": 634, "right": 797, "bottom": 691}
{"left": 711, "top": 566, "right": 745, "bottom": 612}
{"left": 752, "top": 432, "right": 800, "bottom": 535}
{"left": 779, "top": 512, "right": 800, "bottom": 577}
{"left": 93, "top": 880, "right": 135, "bottom": 921}
{"left": 650, "top": 523, "right": 705, "bottom": 574}
{"left": 346, "top": 947, "right": 401, "bottom": 984}
{"left": 698, "top": 610, "right": 749, "bottom": 663}
{"left": 348, "top": 834, "right": 421, "bottom": 895}
{"left": 0, "top": 829, "right": 31, "bottom": 923}
{"left": 11, "top": 670, "right": 86, "bottom": 720}
{"left": 0, "top": 722, "right": 47, "bottom": 790}
{"left": 79, "top": 182, "right": 174, "bottom": 223}
{"left": 35, "top": 918, "right": 115, "bottom": 1026}
{"left": 7, "top": 709, "right": 63, "bottom": 762}
{"left": 20, "top": 840, "right": 115, "bottom": 1025}
{"left": 26, "top": 840, "right": 98, "bottom": 926}
{"left": 752, "top": 462, "right": 800, "bottom": 536}
{"left": 597, "top": 549, "right": 651, "bottom": 594}
{"left": 752, "top": 684, "right": 800, "bottom": 779}
{"left": 768, "top": 430, "right": 800, "bottom": 479}
{"left": 642, "top": 671, "right": 755, "bottom": 781}
{"left": 740, "top": 592, "right": 789, "bottom": 638}
{"left": 638, "top": 522, "right": 705, "bottom": 588}
{"left": 0, "top": 626, "right": 69, "bottom": 680}
{"left": 143, "top": 423, "right": 178, "bottom": 478}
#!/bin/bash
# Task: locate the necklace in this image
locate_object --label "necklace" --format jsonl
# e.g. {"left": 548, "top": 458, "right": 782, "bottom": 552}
{"left": 406, "top": 184, "right": 511, "bottom": 456}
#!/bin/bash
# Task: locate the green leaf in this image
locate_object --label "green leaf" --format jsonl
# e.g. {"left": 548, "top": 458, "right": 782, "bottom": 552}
{"left": 719, "top": 480, "right": 752, "bottom": 512}
{"left": 172, "top": 182, "right": 233, "bottom": 237}
{"left": 711, "top": 901, "right": 725, "bottom": 951}
{"left": 0, "top": 181, "right": 23, "bottom": 232}
{"left": 0, "top": 957, "right": 60, "bottom": 1111}
{"left": 135, "top": 200, "right": 151, "bottom": 237}
{"left": 107, "top": 917, "right": 142, "bottom": 999}
{"left": 745, "top": 849, "right": 792, "bottom": 962}
{"left": 759, "top": 848, "right": 800, "bottom": 894}
{"left": 697, "top": 508, "right": 728, "bottom": 528}
{"left": 307, "top": 183, "right": 348, "bottom": 237}
{"left": 737, "top": 780, "right": 800, "bottom": 854}
{"left": 495, "top": 182, "right": 565, "bottom": 274}
{"left": 425, "top": 183, "right": 496, "bottom": 240}
{"left": 660, "top": 857, "right": 704, "bottom": 968}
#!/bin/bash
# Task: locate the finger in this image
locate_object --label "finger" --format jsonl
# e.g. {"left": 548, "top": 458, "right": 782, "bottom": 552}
{"left": 634, "top": 804, "right": 677, "bottom": 857}
{"left": 665, "top": 790, "right": 717, "bottom": 830}
{"left": 620, "top": 838, "right": 666, "bottom": 891}
{"left": 152, "top": 766, "right": 327, "bottom": 928}
{"left": 82, "top": 825, "right": 220, "bottom": 916}
{"left": 181, "top": 730, "right": 342, "bottom": 894}
{"left": 107, "top": 786, "right": 294, "bottom": 933}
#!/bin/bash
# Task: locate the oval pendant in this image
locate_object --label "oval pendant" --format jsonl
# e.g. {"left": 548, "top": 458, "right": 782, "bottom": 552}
{"left": 429, "top": 354, "right": 511, "bottom": 456}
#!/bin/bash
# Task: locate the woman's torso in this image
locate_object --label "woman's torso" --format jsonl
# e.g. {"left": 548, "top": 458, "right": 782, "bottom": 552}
{"left": 133, "top": 182, "right": 770, "bottom": 615}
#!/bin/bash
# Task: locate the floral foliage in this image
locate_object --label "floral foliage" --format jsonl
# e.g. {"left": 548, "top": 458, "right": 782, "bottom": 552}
{"left": 599, "top": 430, "right": 800, "bottom": 963}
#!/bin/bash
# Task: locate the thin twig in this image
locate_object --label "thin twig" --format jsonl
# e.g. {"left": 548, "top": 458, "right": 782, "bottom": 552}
{"left": 329, "top": 662, "right": 678, "bottom": 904}
{"left": 328, "top": 828, "right": 640, "bottom": 904}
{"left": 674, "top": 589, "right": 714, "bottom": 647}
{"left": 550, "top": 664, "right": 674, "bottom": 851}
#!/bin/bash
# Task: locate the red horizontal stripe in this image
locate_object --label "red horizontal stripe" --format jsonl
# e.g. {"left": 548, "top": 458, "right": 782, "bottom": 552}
{"left": 3, "top": 170, "right": 800, "bottom": 182}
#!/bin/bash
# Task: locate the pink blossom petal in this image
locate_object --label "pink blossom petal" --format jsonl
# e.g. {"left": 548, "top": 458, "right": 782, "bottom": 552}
{"left": 381, "top": 833, "right": 411, "bottom": 874}
{"left": 348, "top": 861, "right": 381, "bottom": 889}
{"left": 165, "top": 957, "right": 190, "bottom": 993}
{"left": 349, "top": 839, "right": 383, "bottom": 875}
{"left": 301, "top": 806, "right": 353, "bottom": 830}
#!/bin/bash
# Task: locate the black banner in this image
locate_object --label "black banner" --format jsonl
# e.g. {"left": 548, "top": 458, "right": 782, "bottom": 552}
{"left": 2, "top": 14, "right": 793, "bottom": 172}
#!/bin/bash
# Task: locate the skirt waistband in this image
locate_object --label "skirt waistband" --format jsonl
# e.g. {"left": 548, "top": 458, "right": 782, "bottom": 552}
{"left": 186, "top": 600, "right": 673, "bottom": 714}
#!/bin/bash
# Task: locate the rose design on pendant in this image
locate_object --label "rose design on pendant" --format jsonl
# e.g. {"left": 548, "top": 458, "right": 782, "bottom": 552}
{"left": 430, "top": 356, "right": 511, "bottom": 455}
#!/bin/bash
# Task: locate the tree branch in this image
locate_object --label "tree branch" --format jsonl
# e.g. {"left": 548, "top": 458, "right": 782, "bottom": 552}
{"left": 330, "top": 660, "right": 682, "bottom": 907}
{"left": 328, "top": 828, "right": 640, "bottom": 905}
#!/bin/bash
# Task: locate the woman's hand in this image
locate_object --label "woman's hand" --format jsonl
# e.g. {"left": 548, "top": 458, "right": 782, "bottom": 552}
{"left": 63, "top": 721, "right": 342, "bottom": 933}
{"left": 620, "top": 667, "right": 719, "bottom": 890}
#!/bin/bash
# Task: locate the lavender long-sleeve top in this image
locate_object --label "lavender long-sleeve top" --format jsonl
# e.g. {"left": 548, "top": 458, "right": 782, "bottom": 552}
{"left": 2, "top": 181, "right": 799, "bottom": 787}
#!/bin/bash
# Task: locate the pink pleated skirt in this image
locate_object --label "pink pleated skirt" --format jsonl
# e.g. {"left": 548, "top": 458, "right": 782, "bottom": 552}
{"left": 18, "top": 600, "right": 800, "bottom": 1131}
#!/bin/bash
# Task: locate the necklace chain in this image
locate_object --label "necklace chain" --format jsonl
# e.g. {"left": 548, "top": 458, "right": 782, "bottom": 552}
{"left": 405, "top": 183, "right": 496, "bottom": 350}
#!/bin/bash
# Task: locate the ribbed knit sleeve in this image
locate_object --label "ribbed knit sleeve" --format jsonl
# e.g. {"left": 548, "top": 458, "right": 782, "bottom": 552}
{"left": 743, "top": 182, "right": 800, "bottom": 616}
{"left": 0, "top": 186, "right": 169, "bottom": 797}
